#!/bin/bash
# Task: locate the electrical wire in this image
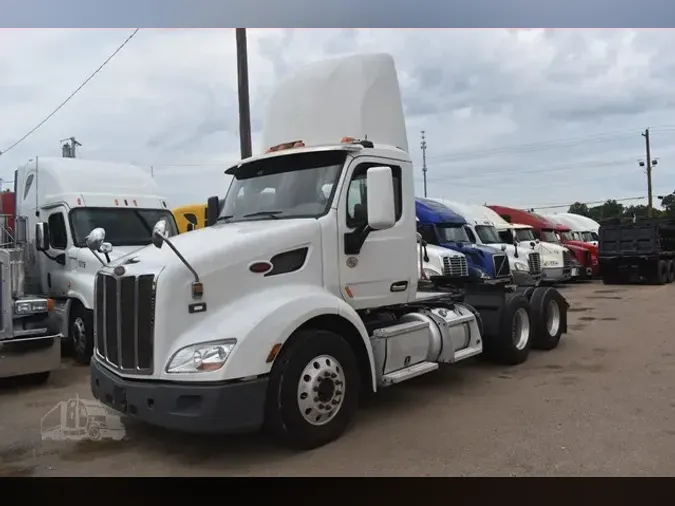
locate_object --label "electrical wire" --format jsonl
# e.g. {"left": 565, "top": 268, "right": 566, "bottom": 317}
{"left": 0, "top": 28, "right": 140, "bottom": 156}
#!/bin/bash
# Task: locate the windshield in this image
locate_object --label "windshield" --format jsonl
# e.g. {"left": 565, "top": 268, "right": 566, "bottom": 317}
{"left": 560, "top": 231, "right": 574, "bottom": 241}
{"left": 220, "top": 150, "right": 346, "bottom": 223}
{"left": 515, "top": 228, "right": 535, "bottom": 242}
{"left": 541, "top": 229, "right": 559, "bottom": 243}
{"left": 581, "top": 231, "right": 595, "bottom": 242}
{"left": 475, "top": 225, "right": 502, "bottom": 244}
{"left": 70, "top": 208, "right": 178, "bottom": 247}
{"left": 437, "top": 223, "right": 470, "bottom": 243}
{"left": 498, "top": 230, "right": 514, "bottom": 244}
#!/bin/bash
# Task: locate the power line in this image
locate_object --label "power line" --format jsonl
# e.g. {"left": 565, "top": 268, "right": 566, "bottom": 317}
{"left": 425, "top": 124, "right": 675, "bottom": 164}
{"left": 528, "top": 195, "right": 649, "bottom": 210}
{"left": 0, "top": 28, "right": 140, "bottom": 157}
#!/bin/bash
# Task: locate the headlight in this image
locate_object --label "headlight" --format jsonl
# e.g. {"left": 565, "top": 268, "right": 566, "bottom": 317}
{"left": 166, "top": 339, "right": 237, "bottom": 374}
{"left": 471, "top": 268, "right": 491, "bottom": 279}
{"left": 514, "top": 261, "right": 529, "bottom": 272}
{"left": 14, "top": 299, "right": 49, "bottom": 315}
{"left": 423, "top": 267, "right": 441, "bottom": 279}
{"left": 543, "top": 261, "right": 560, "bottom": 267}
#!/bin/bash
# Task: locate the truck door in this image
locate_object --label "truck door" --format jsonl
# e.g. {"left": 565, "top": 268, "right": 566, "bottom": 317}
{"left": 337, "top": 158, "right": 415, "bottom": 309}
{"left": 42, "top": 208, "right": 71, "bottom": 297}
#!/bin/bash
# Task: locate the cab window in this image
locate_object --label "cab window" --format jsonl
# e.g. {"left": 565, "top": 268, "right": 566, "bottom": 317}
{"left": 346, "top": 163, "right": 402, "bottom": 228}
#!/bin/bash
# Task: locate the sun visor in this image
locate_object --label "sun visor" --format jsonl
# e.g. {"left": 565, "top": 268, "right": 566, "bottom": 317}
{"left": 261, "top": 53, "right": 408, "bottom": 154}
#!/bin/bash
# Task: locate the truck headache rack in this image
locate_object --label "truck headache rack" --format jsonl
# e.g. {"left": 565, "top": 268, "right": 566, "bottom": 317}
{"left": 95, "top": 273, "right": 156, "bottom": 374}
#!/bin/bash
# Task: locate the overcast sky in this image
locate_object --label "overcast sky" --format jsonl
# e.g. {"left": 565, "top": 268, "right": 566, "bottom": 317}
{"left": 2, "top": 28, "right": 675, "bottom": 210}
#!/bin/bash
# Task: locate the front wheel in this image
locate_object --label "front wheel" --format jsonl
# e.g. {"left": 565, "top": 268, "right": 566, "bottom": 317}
{"left": 70, "top": 304, "right": 94, "bottom": 365}
{"left": 264, "top": 329, "right": 361, "bottom": 450}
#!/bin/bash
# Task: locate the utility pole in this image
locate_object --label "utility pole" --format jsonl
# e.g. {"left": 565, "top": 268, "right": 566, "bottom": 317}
{"left": 639, "top": 128, "right": 658, "bottom": 218}
{"left": 60, "top": 137, "right": 81, "bottom": 158}
{"left": 420, "top": 130, "right": 428, "bottom": 197}
{"left": 236, "top": 28, "right": 252, "bottom": 159}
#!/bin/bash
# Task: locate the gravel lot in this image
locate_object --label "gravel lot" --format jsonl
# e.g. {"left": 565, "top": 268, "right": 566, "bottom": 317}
{"left": 1, "top": 280, "right": 674, "bottom": 476}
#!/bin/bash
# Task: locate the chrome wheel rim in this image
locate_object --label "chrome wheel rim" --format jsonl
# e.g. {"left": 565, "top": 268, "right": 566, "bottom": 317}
{"left": 297, "top": 354, "right": 346, "bottom": 426}
{"left": 546, "top": 300, "right": 561, "bottom": 336}
{"left": 512, "top": 308, "right": 531, "bottom": 350}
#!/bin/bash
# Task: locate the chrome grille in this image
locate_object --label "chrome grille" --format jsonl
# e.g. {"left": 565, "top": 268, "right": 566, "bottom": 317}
{"left": 94, "top": 273, "right": 156, "bottom": 374}
{"left": 442, "top": 255, "right": 469, "bottom": 278}
{"left": 493, "top": 254, "right": 511, "bottom": 278}
{"left": 527, "top": 252, "right": 542, "bottom": 275}
{"left": 563, "top": 250, "right": 572, "bottom": 268}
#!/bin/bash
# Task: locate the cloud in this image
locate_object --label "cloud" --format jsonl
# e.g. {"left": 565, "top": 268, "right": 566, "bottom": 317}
{"left": 2, "top": 28, "right": 675, "bottom": 211}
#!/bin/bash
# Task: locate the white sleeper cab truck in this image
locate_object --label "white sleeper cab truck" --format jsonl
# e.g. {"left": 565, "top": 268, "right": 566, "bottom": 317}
{"left": 476, "top": 206, "right": 571, "bottom": 285}
{"left": 430, "top": 199, "right": 542, "bottom": 286}
{"left": 0, "top": 215, "right": 61, "bottom": 383}
{"left": 13, "top": 157, "right": 178, "bottom": 364}
{"left": 88, "top": 54, "right": 568, "bottom": 449}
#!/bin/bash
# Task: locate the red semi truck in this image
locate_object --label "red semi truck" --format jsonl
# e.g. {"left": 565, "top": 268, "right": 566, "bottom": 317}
{"left": 488, "top": 205, "right": 596, "bottom": 279}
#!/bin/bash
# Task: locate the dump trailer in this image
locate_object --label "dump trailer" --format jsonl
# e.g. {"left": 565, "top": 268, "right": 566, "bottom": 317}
{"left": 598, "top": 217, "right": 675, "bottom": 285}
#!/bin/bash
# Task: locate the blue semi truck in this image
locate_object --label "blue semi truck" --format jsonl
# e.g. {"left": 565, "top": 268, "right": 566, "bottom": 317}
{"left": 415, "top": 198, "right": 512, "bottom": 282}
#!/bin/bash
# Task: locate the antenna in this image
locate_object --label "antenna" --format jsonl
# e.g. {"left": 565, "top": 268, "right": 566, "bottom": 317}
{"left": 420, "top": 131, "right": 427, "bottom": 198}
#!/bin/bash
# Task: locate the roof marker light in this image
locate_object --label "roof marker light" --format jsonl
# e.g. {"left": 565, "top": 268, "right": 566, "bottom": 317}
{"left": 265, "top": 140, "right": 305, "bottom": 153}
{"left": 114, "top": 199, "right": 119, "bottom": 206}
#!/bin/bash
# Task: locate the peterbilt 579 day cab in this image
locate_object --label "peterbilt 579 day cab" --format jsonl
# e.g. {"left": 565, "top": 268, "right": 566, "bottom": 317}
{"left": 426, "top": 199, "right": 542, "bottom": 286}
{"left": 415, "top": 198, "right": 512, "bottom": 281}
{"left": 0, "top": 212, "right": 61, "bottom": 383}
{"left": 88, "top": 54, "right": 568, "bottom": 449}
{"left": 10, "top": 157, "right": 178, "bottom": 364}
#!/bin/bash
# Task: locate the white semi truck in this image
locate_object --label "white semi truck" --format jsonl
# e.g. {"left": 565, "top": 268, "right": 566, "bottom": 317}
{"left": 471, "top": 204, "right": 573, "bottom": 284}
{"left": 427, "top": 199, "right": 542, "bottom": 285}
{"left": 11, "top": 157, "right": 178, "bottom": 364}
{"left": 88, "top": 53, "right": 568, "bottom": 449}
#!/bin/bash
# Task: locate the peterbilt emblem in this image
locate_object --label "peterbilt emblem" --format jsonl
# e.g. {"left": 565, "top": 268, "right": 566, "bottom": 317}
{"left": 113, "top": 265, "right": 126, "bottom": 277}
{"left": 346, "top": 256, "right": 358, "bottom": 268}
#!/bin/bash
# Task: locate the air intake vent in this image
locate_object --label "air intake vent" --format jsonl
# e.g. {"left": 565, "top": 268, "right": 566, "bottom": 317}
{"left": 265, "top": 247, "right": 309, "bottom": 277}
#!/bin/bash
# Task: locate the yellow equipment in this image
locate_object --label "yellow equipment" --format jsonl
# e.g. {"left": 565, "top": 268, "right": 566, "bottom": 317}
{"left": 173, "top": 204, "right": 207, "bottom": 234}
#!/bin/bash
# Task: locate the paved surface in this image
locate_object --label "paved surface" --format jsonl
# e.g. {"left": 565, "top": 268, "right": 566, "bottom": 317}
{"left": 1, "top": 281, "right": 674, "bottom": 476}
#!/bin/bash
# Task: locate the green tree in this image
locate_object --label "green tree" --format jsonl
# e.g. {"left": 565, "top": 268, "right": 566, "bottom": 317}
{"left": 567, "top": 202, "right": 590, "bottom": 217}
{"left": 588, "top": 200, "right": 624, "bottom": 221}
{"left": 660, "top": 193, "right": 675, "bottom": 217}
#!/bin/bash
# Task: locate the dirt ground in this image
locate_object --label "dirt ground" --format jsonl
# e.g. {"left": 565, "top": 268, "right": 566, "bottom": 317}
{"left": 1, "top": 280, "right": 674, "bottom": 476}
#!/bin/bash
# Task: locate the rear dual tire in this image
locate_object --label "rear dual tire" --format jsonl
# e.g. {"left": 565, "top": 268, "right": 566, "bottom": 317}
{"left": 483, "top": 293, "right": 532, "bottom": 366}
{"left": 528, "top": 287, "right": 567, "bottom": 351}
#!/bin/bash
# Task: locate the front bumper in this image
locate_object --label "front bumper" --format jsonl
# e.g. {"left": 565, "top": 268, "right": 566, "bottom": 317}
{"left": 540, "top": 266, "right": 571, "bottom": 284}
{"left": 90, "top": 359, "right": 269, "bottom": 434}
{"left": 0, "top": 333, "right": 61, "bottom": 379}
{"left": 512, "top": 270, "right": 540, "bottom": 286}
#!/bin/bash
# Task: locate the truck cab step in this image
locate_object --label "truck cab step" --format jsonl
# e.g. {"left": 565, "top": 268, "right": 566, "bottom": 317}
{"left": 381, "top": 361, "right": 439, "bottom": 387}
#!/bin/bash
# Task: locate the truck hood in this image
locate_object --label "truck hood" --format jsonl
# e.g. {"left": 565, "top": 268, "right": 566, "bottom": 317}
{"left": 110, "top": 219, "right": 321, "bottom": 274}
{"left": 440, "top": 242, "right": 499, "bottom": 258}
{"left": 565, "top": 240, "right": 598, "bottom": 255}
{"left": 103, "top": 218, "right": 324, "bottom": 378}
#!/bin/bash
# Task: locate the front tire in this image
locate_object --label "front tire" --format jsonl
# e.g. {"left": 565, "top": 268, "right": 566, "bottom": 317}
{"left": 264, "top": 329, "right": 361, "bottom": 450}
{"left": 70, "top": 303, "right": 94, "bottom": 365}
{"left": 655, "top": 260, "right": 668, "bottom": 285}
{"left": 667, "top": 260, "right": 675, "bottom": 283}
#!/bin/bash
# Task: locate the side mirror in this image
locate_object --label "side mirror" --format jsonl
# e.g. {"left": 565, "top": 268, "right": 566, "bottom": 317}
{"left": 206, "top": 196, "right": 220, "bottom": 227}
{"left": 416, "top": 232, "right": 423, "bottom": 244}
{"left": 85, "top": 228, "right": 106, "bottom": 252}
{"left": 365, "top": 166, "right": 396, "bottom": 230}
{"left": 152, "top": 219, "right": 167, "bottom": 249}
{"left": 35, "top": 222, "right": 50, "bottom": 251}
{"left": 100, "top": 242, "right": 113, "bottom": 254}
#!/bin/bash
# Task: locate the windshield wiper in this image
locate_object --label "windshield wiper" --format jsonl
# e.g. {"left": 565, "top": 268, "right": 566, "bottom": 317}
{"left": 216, "top": 214, "right": 234, "bottom": 223}
{"left": 242, "top": 210, "right": 284, "bottom": 219}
